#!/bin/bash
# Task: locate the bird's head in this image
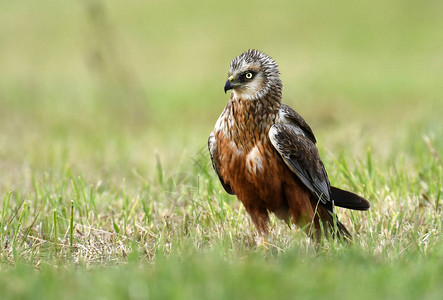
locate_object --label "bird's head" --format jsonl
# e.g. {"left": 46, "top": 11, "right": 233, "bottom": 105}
{"left": 224, "top": 49, "right": 282, "bottom": 101}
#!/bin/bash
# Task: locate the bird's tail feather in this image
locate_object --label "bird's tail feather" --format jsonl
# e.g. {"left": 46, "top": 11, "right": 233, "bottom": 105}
{"left": 313, "top": 205, "right": 351, "bottom": 241}
{"left": 330, "top": 186, "right": 370, "bottom": 211}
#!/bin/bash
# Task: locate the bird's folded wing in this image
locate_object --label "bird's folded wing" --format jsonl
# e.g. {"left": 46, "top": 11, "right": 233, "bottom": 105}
{"left": 280, "top": 104, "right": 317, "bottom": 144}
{"left": 269, "top": 123, "right": 331, "bottom": 208}
{"left": 208, "top": 132, "right": 235, "bottom": 195}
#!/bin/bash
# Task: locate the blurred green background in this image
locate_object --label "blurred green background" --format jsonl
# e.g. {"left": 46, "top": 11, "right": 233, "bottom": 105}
{"left": 1, "top": 1, "right": 443, "bottom": 298}
{"left": 1, "top": 0, "right": 442, "bottom": 186}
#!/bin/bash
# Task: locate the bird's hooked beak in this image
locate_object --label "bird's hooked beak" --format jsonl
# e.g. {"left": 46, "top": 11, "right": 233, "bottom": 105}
{"left": 224, "top": 75, "right": 234, "bottom": 93}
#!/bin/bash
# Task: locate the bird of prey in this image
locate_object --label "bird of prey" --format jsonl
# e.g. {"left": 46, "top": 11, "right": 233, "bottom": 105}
{"left": 208, "top": 49, "right": 369, "bottom": 240}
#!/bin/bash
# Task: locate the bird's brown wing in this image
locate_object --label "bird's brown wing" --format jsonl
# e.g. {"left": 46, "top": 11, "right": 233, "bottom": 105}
{"left": 269, "top": 123, "right": 333, "bottom": 211}
{"left": 208, "top": 132, "right": 235, "bottom": 195}
{"left": 280, "top": 104, "right": 317, "bottom": 144}
{"left": 273, "top": 106, "right": 370, "bottom": 212}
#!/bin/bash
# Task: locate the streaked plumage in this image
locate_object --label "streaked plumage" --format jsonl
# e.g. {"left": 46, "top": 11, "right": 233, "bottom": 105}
{"left": 209, "top": 49, "right": 369, "bottom": 240}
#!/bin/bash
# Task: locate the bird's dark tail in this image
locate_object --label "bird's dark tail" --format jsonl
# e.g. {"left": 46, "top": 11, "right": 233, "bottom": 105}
{"left": 330, "top": 186, "right": 370, "bottom": 211}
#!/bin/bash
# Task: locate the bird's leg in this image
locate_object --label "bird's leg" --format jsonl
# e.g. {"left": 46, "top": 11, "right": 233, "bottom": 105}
{"left": 244, "top": 205, "right": 270, "bottom": 249}
{"left": 284, "top": 184, "right": 319, "bottom": 239}
{"left": 245, "top": 205, "right": 270, "bottom": 235}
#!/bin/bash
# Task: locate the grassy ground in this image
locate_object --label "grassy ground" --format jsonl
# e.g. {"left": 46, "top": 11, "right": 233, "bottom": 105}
{"left": 1, "top": 0, "right": 443, "bottom": 299}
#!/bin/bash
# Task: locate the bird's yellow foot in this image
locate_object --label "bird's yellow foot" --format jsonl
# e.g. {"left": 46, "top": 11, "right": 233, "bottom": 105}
{"left": 255, "top": 235, "right": 269, "bottom": 251}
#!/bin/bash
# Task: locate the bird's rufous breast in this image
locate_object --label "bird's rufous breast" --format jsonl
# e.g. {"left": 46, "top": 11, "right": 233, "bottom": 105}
{"left": 213, "top": 97, "right": 282, "bottom": 194}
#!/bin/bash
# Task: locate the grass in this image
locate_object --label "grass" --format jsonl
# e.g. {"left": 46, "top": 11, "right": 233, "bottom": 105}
{"left": 1, "top": 0, "right": 443, "bottom": 299}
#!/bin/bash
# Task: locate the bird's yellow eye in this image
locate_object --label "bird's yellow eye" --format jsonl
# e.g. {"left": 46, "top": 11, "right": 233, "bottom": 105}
{"left": 245, "top": 72, "right": 253, "bottom": 79}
